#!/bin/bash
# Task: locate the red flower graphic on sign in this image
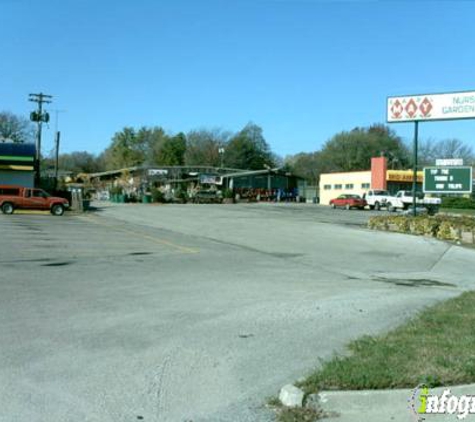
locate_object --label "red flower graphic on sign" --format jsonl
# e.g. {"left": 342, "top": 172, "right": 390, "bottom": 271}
{"left": 419, "top": 97, "right": 432, "bottom": 117}
{"left": 391, "top": 100, "right": 403, "bottom": 118}
{"left": 405, "top": 99, "right": 418, "bottom": 118}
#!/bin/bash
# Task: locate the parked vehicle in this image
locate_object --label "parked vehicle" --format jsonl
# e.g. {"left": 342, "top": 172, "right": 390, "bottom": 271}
{"left": 329, "top": 194, "right": 367, "bottom": 210}
{"left": 363, "top": 189, "right": 393, "bottom": 210}
{"left": 0, "top": 185, "right": 70, "bottom": 216}
{"left": 191, "top": 189, "right": 223, "bottom": 204}
{"left": 386, "top": 190, "right": 441, "bottom": 213}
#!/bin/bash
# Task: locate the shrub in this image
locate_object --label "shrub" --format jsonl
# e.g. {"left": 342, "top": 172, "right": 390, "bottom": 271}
{"left": 151, "top": 187, "right": 166, "bottom": 203}
{"left": 174, "top": 188, "right": 188, "bottom": 203}
{"left": 369, "top": 214, "right": 475, "bottom": 244}
{"left": 110, "top": 185, "right": 123, "bottom": 195}
{"left": 441, "top": 196, "right": 475, "bottom": 210}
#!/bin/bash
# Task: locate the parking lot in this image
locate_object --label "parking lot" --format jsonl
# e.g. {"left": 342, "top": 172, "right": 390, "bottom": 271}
{"left": 2, "top": 202, "right": 475, "bottom": 422}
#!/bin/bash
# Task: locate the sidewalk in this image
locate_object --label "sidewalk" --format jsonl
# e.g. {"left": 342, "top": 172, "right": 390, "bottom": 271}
{"left": 318, "top": 384, "right": 475, "bottom": 421}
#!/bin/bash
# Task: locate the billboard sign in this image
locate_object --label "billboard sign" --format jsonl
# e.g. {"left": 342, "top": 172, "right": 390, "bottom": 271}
{"left": 387, "top": 91, "right": 475, "bottom": 123}
{"left": 148, "top": 169, "right": 168, "bottom": 176}
{"left": 423, "top": 167, "right": 473, "bottom": 194}
{"left": 386, "top": 170, "right": 423, "bottom": 183}
{"left": 199, "top": 174, "right": 222, "bottom": 185}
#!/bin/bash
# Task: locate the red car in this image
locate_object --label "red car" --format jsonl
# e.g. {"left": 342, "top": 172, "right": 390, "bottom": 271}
{"left": 0, "top": 185, "right": 70, "bottom": 216}
{"left": 329, "top": 194, "right": 367, "bottom": 210}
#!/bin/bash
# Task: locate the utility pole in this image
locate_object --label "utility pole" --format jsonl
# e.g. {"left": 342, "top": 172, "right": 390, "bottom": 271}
{"left": 51, "top": 109, "right": 66, "bottom": 190}
{"left": 54, "top": 131, "right": 61, "bottom": 189}
{"left": 29, "top": 92, "right": 52, "bottom": 187}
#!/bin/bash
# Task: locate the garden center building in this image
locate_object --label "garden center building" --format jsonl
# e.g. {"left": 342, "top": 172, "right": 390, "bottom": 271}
{"left": 319, "top": 157, "right": 423, "bottom": 205}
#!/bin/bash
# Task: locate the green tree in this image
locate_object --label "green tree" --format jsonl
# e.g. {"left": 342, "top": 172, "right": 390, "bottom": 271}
{"left": 285, "top": 152, "right": 322, "bottom": 185}
{"left": 319, "top": 124, "right": 410, "bottom": 172}
{"left": 157, "top": 132, "right": 186, "bottom": 165}
{"left": 103, "top": 127, "right": 147, "bottom": 170}
{"left": 225, "top": 122, "right": 275, "bottom": 170}
{"left": 135, "top": 126, "right": 168, "bottom": 165}
{"left": 0, "top": 111, "right": 35, "bottom": 143}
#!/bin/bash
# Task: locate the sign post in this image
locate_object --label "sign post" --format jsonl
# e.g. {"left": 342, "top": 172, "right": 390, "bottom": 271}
{"left": 412, "top": 121, "right": 419, "bottom": 216}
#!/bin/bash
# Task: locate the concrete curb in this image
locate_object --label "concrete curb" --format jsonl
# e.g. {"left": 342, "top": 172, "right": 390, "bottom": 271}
{"left": 318, "top": 384, "right": 475, "bottom": 421}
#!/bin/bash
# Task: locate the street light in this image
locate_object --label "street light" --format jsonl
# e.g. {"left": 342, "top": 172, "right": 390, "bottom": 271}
{"left": 218, "top": 147, "right": 225, "bottom": 169}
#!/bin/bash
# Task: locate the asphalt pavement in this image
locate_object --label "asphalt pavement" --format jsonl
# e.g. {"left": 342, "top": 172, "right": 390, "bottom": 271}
{"left": 1, "top": 202, "right": 475, "bottom": 422}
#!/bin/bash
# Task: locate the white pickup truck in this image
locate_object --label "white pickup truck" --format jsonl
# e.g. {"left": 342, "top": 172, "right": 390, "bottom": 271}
{"left": 363, "top": 189, "right": 394, "bottom": 210}
{"left": 385, "top": 190, "right": 441, "bottom": 213}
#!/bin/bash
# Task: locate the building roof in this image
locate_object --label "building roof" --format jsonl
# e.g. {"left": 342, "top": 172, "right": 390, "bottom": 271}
{"left": 85, "top": 167, "right": 140, "bottom": 178}
{"left": 85, "top": 165, "right": 247, "bottom": 179}
{"left": 0, "top": 143, "right": 36, "bottom": 171}
{"left": 222, "top": 168, "right": 303, "bottom": 179}
{"left": 0, "top": 142, "right": 36, "bottom": 157}
{"left": 320, "top": 170, "right": 372, "bottom": 176}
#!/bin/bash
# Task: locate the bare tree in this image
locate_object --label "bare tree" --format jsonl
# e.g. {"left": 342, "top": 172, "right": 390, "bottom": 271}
{"left": 185, "top": 128, "right": 231, "bottom": 167}
{"left": 0, "top": 111, "right": 35, "bottom": 143}
{"left": 418, "top": 138, "right": 474, "bottom": 166}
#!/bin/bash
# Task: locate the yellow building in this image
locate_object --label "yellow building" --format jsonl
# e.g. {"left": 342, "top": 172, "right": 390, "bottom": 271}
{"left": 319, "top": 171, "right": 371, "bottom": 205}
{"left": 319, "top": 157, "right": 423, "bottom": 205}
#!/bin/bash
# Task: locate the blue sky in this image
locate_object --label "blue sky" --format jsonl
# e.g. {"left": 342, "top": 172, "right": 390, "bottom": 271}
{"left": 2, "top": 0, "right": 475, "bottom": 158}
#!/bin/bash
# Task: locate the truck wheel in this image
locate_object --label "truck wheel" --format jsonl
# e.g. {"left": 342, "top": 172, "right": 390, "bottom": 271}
{"left": 387, "top": 202, "right": 395, "bottom": 212}
{"left": 345, "top": 204, "right": 351, "bottom": 210}
{"left": 1, "top": 202, "right": 14, "bottom": 214}
{"left": 331, "top": 203, "right": 336, "bottom": 209}
{"left": 51, "top": 204, "right": 65, "bottom": 216}
{"left": 374, "top": 202, "right": 380, "bottom": 211}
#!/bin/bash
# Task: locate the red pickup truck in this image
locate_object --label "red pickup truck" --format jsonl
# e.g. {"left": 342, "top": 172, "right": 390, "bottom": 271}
{"left": 0, "top": 185, "right": 70, "bottom": 216}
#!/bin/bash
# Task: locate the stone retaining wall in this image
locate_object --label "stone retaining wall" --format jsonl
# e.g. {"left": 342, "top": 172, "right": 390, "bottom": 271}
{"left": 368, "top": 215, "right": 475, "bottom": 244}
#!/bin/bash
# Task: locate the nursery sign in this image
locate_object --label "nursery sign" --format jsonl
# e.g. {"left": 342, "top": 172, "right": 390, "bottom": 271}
{"left": 387, "top": 91, "right": 475, "bottom": 123}
{"left": 423, "top": 167, "right": 473, "bottom": 194}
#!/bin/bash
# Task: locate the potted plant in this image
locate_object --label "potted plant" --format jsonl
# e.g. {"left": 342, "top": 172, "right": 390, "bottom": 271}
{"left": 222, "top": 188, "right": 234, "bottom": 204}
{"left": 110, "top": 186, "right": 124, "bottom": 203}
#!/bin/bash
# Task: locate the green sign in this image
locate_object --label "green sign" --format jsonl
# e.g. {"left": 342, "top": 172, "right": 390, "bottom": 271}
{"left": 423, "top": 166, "right": 473, "bottom": 194}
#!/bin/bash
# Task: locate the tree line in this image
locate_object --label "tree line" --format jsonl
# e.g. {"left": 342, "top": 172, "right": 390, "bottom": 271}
{"left": 285, "top": 125, "right": 474, "bottom": 185}
{"left": 1, "top": 110, "right": 473, "bottom": 183}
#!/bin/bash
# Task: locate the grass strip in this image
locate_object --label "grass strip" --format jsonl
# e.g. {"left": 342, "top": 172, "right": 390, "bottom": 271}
{"left": 300, "top": 291, "right": 475, "bottom": 393}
